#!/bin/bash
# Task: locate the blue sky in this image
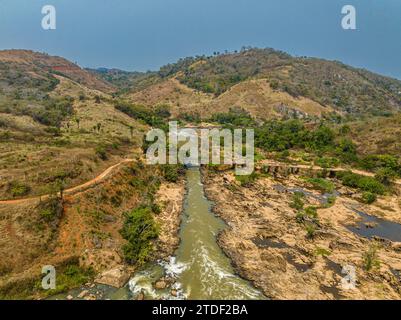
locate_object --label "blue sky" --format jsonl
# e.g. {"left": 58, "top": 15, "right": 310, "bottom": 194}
{"left": 0, "top": 0, "right": 400, "bottom": 79}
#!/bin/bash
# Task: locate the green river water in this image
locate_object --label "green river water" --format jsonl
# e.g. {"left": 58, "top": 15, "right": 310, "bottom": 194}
{"left": 51, "top": 167, "right": 264, "bottom": 300}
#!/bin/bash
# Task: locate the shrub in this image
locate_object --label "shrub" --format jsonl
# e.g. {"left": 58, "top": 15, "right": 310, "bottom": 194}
{"left": 235, "top": 172, "right": 259, "bottom": 187}
{"left": 290, "top": 192, "right": 304, "bottom": 211}
{"left": 120, "top": 207, "right": 159, "bottom": 265}
{"left": 361, "top": 192, "right": 377, "bottom": 204}
{"left": 357, "top": 176, "right": 386, "bottom": 195}
{"left": 337, "top": 171, "right": 386, "bottom": 195}
{"left": 359, "top": 154, "right": 400, "bottom": 176}
{"left": 363, "top": 243, "right": 381, "bottom": 271}
{"left": 375, "top": 168, "right": 397, "bottom": 186}
{"left": 335, "top": 138, "right": 358, "bottom": 163}
{"left": 39, "top": 196, "right": 63, "bottom": 221}
{"left": 325, "top": 195, "right": 336, "bottom": 208}
{"left": 162, "top": 164, "right": 184, "bottom": 183}
{"left": 304, "top": 206, "right": 318, "bottom": 220}
{"left": 305, "top": 178, "right": 335, "bottom": 193}
{"left": 8, "top": 181, "right": 31, "bottom": 197}
{"left": 296, "top": 206, "right": 319, "bottom": 223}
{"left": 315, "top": 157, "right": 340, "bottom": 168}
{"left": 95, "top": 146, "right": 108, "bottom": 160}
{"left": 43, "top": 264, "right": 94, "bottom": 296}
{"left": 315, "top": 247, "right": 331, "bottom": 257}
{"left": 305, "top": 223, "right": 317, "bottom": 239}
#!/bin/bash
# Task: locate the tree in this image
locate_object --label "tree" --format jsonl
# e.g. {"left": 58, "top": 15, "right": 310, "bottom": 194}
{"left": 129, "top": 125, "right": 134, "bottom": 138}
{"left": 75, "top": 117, "right": 80, "bottom": 129}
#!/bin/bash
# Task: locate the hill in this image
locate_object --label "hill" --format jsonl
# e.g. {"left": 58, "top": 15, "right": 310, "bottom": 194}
{"left": 124, "top": 48, "right": 401, "bottom": 119}
{"left": 0, "top": 50, "right": 145, "bottom": 201}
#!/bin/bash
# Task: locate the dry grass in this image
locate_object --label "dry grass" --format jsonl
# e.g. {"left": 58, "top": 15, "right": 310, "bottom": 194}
{"left": 126, "top": 78, "right": 334, "bottom": 120}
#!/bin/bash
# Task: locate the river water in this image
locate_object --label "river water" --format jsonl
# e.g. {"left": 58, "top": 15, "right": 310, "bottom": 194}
{"left": 127, "top": 167, "right": 264, "bottom": 300}
{"left": 50, "top": 167, "right": 264, "bottom": 300}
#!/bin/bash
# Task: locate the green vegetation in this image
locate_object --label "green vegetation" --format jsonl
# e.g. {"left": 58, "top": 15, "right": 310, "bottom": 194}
{"left": 360, "top": 154, "right": 401, "bottom": 176}
{"left": 45, "top": 264, "right": 95, "bottom": 296}
{"left": 7, "top": 180, "right": 31, "bottom": 198}
{"left": 211, "top": 107, "right": 256, "bottom": 127}
{"left": 120, "top": 206, "right": 159, "bottom": 265}
{"left": 305, "top": 178, "right": 335, "bottom": 193}
{"left": 336, "top": 171, "right": 386, "bottom": 195}
{"left": 235, "top": 172, "right": 259, "bottom": 187}
{"left": 290, "top": 191, "right": 320, "bottom": 239}
{"left": 296, "top": 206, "right": 318, "bottom": 223}
{"left": 325, "top": 195, "right": 337, "bottom": 208}
{"left": 164, "top": 48, "right": 401, "bottom": 116}
{"left": 161, "top": 164, "right": 185, "bottom": 183}
{"left": 315, "top": 247, "right": 331, "bottom": 257}
{"left": 374, "top": 168, "right": 397, "bottom": 186}
{"left": 178, "top": 112, "right": 201, "bottom": 124}
{"left": 0, "top": 96, "right": 74, "bottom": 128}
{"left": 314, "top": 157, "right": 340, "bottom": 168}
{"left": 0, "top": 259, "right": 93, "bottom": 299}
{"left": 290, "top": 192, "right": 305, "bottom": 211}
{"left": 38, "top": 196, "right": 63, "bottom": 222}
{"left": 305, "top": 222, "right": 317, "bottom": 239}
{"left": 363, "top": 243, "right": 381, "bottom": 272}
{"left": 361, "top": 192, "right": 377, "bottom": 204}
{"left": 210, "top": 111, "right": 400, "bottom": 186}
{"left": 95, "top": 145, "right": 108, "bottom": 160}
{"left": 115, "top": 101, "right": 170, "bottom": 130}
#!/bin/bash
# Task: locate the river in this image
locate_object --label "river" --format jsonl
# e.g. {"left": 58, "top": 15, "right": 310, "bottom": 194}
{"left": 50, "top": 167, "right": 264, "bottom": 300}
{"left": 127, "top": 167, "right": 264, "bottom": 300}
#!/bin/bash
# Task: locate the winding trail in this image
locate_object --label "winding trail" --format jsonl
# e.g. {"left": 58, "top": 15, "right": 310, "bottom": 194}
{"left": 1, "top": 158, "right": 399, "bottom": 206}
{"left": 0, "top": 158, "right": 135, "bottom": 205}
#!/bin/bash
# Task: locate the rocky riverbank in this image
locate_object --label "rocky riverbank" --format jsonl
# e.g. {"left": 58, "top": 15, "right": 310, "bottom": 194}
{"left": 93, "top": 178, "right": 185, "bottom": 291}
{"left": 154, "top": 179, "right": 186, "bottom": 259}
{"left": 202, "top": 166, "right": 401, "bottom": 300}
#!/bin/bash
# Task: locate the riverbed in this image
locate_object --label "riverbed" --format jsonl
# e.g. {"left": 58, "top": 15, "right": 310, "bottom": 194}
{"left": 127, "top": 167, "right": 265, "bottom": 300}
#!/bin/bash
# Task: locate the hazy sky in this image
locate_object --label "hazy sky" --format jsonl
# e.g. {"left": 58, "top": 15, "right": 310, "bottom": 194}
{"left": 0, "top": 0, "right": 400, "bottom": 79}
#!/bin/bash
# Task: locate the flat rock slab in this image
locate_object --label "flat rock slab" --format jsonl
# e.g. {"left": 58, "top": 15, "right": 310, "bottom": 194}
{"left": 95, "top": 266, "right": 130, "bottom": 288}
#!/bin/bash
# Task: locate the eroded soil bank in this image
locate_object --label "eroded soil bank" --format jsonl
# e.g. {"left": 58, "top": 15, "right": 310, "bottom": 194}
{"left": 202, "top": 166, "right": 401, "bottom": 300}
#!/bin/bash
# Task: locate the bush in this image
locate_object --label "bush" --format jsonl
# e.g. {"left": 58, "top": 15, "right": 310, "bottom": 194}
{"left": 305, "top": 222, "right": 317, "bottom": 239}
{"left": 115, "top": 102, "right": 168, "bottom": 128}
{"left": 305, "top": 178, "right": 335, "bottom": 193}
{"left": 290, "top": 192, "right": 304, "bottom": 211}
{"left": 363, "top": 243, "right": 380, "bottom": 271}
{"left": 120, "top": 207, "right": 159, "bottom": 265}
{"left": 296, "top": 206, "right": 319, "bottom": 223}
{"left": 315, "top": 157, "right": 340, "bottom": 168}
{"left": 8, "top": 181, "right": 31, "bottom": 197}
{"left": 95, "top": 146, "right": 108, "bottom": 160}
{"left": 361, "top": 192, "right": 377, "bottom": 204}
{"left": 335, "top": 138, "right": 358, "bottom": 163}
{"left": 325, "top": 195, "right": 336, "bottom": 208}
{"left": 44, "top": 264, "right": 94, "bottom": 296}
{"left": 39, "top": 197, "right": 63, "bottom": 221}
{"left": 235, "top": 172, "right": 259, "bottom": 187}
{"left": 360, "top": 154, "right": 400, "bottom": 176}
{"left": 375, "top": 168, "right": 397, "bottom": 186}
{"left": 162, "top": 165, "right": 184, "bottom": 183}
{"left": 304, "top": 206, "right": 318, "bottom": 219}
{"left": 337, "top": 171, "right": 386, "bottom": 195}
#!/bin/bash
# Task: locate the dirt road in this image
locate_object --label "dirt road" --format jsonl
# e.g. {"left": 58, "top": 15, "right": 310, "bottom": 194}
{"left": 0, "top": 158, "right": 135, "bottom": 205}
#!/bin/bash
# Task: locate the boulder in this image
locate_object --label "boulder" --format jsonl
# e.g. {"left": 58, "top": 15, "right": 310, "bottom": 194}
{"left": 77, "top": 290, "right": 89, "bottom": 299}
{"left": 154, "top": 280, "right": 167, "bottom": 290}
{"left": 95, "top": 266, "right": 130, "bottom": 288}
